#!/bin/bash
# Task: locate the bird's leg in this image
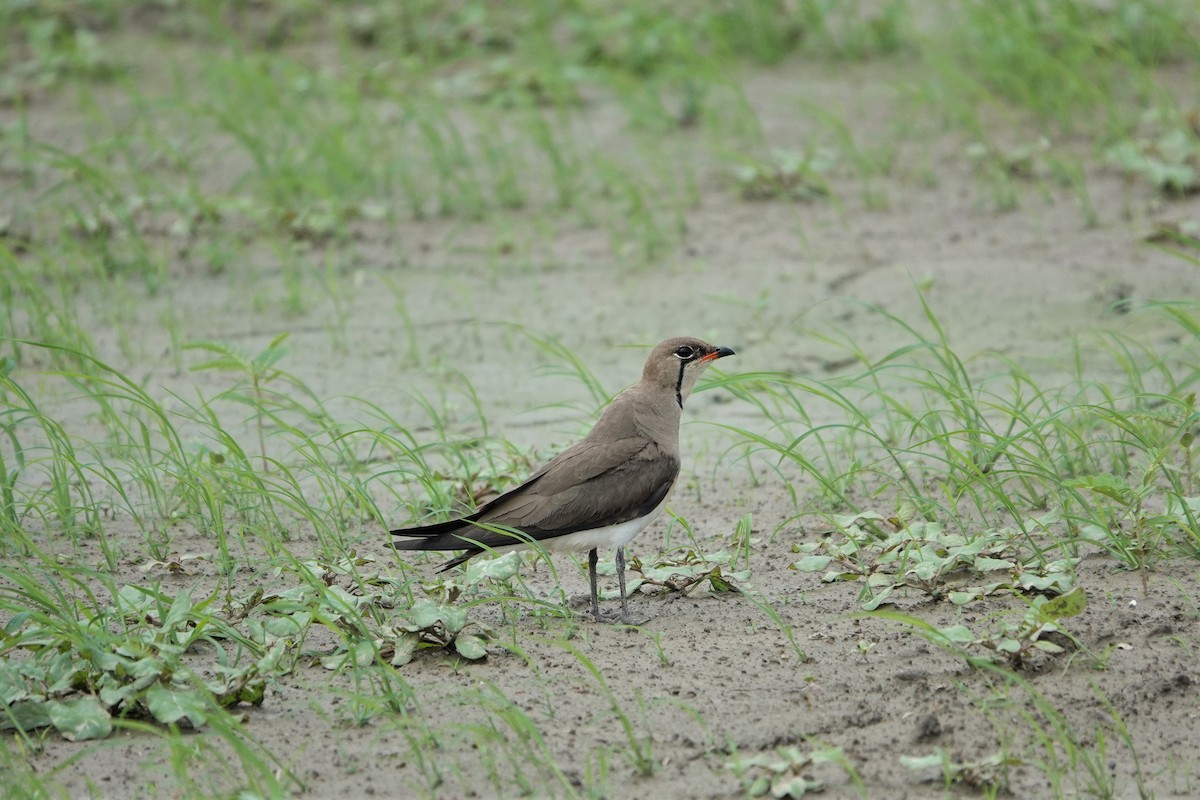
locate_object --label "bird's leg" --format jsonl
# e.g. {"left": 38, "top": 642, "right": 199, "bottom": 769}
{"left": 588, "top": 548, "right": 601, "bottom": 619}
{"left": 586, "top": 547, "right": 644, "bottom": 624}
{"left": 616, "top": 546, "right": 629, "bottom": 621}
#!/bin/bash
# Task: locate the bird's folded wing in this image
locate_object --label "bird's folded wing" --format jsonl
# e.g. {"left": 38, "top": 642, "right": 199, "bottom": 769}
{"left": 484, "top": 438, "right": 679, "bottom": 533}
{"left": 391, "top": 437, "right": 679, "bottom": 550}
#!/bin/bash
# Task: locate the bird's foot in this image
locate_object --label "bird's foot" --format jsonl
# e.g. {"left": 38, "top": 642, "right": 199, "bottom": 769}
{"left": 569, "top": 592, "right": 648, "bottom": 625}
{"left": 592, "top": 607, "right": 650, "bottom": 626}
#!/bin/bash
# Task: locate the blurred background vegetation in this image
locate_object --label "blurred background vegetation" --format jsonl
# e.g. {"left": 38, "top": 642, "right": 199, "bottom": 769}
{"left": 2, "top": 0, "right": 1198, "bottom": 294}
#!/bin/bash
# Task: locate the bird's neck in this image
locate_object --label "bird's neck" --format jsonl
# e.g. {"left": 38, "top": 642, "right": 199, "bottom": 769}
{"left": 599, "top": 384, "right": 681, "bottom": 444}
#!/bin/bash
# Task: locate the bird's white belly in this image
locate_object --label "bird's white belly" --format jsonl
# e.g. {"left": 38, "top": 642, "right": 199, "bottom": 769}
{"left": 495, "top": 497, "right": 668, "bottom": 556}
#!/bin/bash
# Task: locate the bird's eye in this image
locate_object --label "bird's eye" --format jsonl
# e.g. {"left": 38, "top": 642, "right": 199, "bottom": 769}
{"left": 674, "top": 345, "right": 695, "bottom": 359}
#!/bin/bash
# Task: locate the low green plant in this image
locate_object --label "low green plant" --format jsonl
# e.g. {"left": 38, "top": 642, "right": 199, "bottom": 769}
{"left": 791, "top": 514, "right": 1077, "bottom": 610}
{"left": 876, "top": 587, "right": 1087, "bottom": 669}
{"left": 393, "top": 598, "right": 492, "bottom": 663}
{"left": 300, "top": 554, "right": 501, "bottom": 670}
{"left": 731, "top": 148, "right": 835, "bottom": 202}
{"left": 0, "top": 567, "right": 282, "bottom": 741}
{"left": 726, "top": 745, "right": 824, "bottom": 798}
{"left": 900, "top": 749, "right": 1019, "bottom": 794}
{"left": 727, "top": 742, "right": 865, "bottom": 799}
{"left": 1108, "top": 128, "right": 1200, "bottom": 194}
{"left": 624, "top": 547, "right": 750, "bottom": 598}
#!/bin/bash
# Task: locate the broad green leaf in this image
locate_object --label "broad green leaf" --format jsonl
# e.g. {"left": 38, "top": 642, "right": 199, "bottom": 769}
{"left": 116, "top": 584, "right": 156, "bottom": 617}
{"left": 320, "top": 585, "right": 367, "bottom": 617}
{"left": 641, "top": 563, "right": 705, "bottom": 582}
{"left": 945, "top": 539, "right": 988, "bottom": 560}
{"left": 0, "top": 700, "right": 52, "bottom": 732}
{"left": 99, "top": 674, "right": 139, "bottom": 708}
{"left": 1020, "top": 573, "right": 1074, "bottom": 593}
{"left": 702, "top": 549, "right": 733, "bottom": 565}
{"left": 790, "top": 555, "right": 832, "bottom": 572}
{"left": 809, "top": 746, "right": 846, "bottom": 766}
{"left": 859, "top": 584, "right": 894, "bottom": 611}
{"left": 44, "top": 651, "right": 82, "bottom": 694}
{"left": 163, "top": 590, "right": 193, "bottom": 631}
{"left": 935, "top": 625, "right": 976, "bottom": 644}
{"left": 464, "top": 551, "right": 522, "bottom": 583}
{"left": 439, "top": 605, "right": 469, "bottom": 634}
{"left": 129, "top": 656, "right": 167, "bottom": 686}
{"left": 81, "top": 646, "right": 128, "bottom": 673}
{"left": 1039, "top": 587, "right": 1086, "bottom": 621}
{"left": 245, "top": 618, "right": 265, "bottom": 644}
{"left": 933, "top": 531, "right": 967, "bottom": 548}
{"left": 321, "top": 640, "right": 376, "bottom": 671}
{"left": 834, "top": 540, "right": 861, "bottom": 557}
{"left": 47, "top": 696, "right": 112, "bottom": 741}
{"left": 145, "top": 685, "right": 210, "bottom": 727}
{"left": 262, "top": 611, "right": 312, "bottom": 640}
{"left": 830, "top": 512, "right": 886, "bottom": 529}
{"left": 903, "top": 520, "right": 943, "bottom": 539}
{"left": 390, "top": 636, "right": 417, "bottom": 667}
{"left": 866, "top": 571, "right": 894, "bottom": 588}
{"left": 454, "top": 634, "right": 488, "bottom": 660}
{"left": 734, "top": 753, "right": 773, "bottom": 770}
{"left": 948, "top": 590, "right": 979, "bottom": 606}
{"left": 256, "top": 642, "right": 287, "bottom": 674}
{"left": 0, "top": 660, "right": 31, "bottom": 705}
{"left": 406, "top": 599, "right": 445, "bottom": 630}
{"left": 113, "top": 642, "right": 150, "bottom": 662}
{"left": 709, "top": 570, "right": 739, "bottom": 593}
{"left": 267, "top": 586, "right": 315, "bottom": 604}
{"left": 907, "top": 560, "right": 944, "bottom": 581}
{"left": 973, "top": 557, "right": 1015, "bottom": 573}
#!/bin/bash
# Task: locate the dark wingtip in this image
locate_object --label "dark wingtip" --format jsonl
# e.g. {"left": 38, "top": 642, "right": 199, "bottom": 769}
{"left": 389, "top": 513, "right": 479, "bottom": 538}
{"left": 436, "top": 552, "right": 475, "bottom": 571}
{"left": 389, "top": 539, "right": 476, "bottom": 571}
{"left": 389, "top": 527, "right": 421, "bottom": 537}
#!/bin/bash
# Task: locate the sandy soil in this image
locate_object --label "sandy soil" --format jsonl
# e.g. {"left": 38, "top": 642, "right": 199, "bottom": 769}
{"left": 8, "top": 36, "right": 1200, "bottom": 800}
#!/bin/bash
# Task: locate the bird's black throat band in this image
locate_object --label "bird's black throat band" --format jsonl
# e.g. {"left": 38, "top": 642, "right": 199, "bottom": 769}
{"left": 675, "top": 360, "right": 686, "bottom": 409}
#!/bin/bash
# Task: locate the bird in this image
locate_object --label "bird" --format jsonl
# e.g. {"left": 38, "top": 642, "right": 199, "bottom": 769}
{"left": 389, "top": 336, "right": 735, "bottom": 622}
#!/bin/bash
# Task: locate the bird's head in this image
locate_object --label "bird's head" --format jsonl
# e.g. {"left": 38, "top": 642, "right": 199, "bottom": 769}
{"left": 642, "top": 337, "right": 736, "bottom": 408}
